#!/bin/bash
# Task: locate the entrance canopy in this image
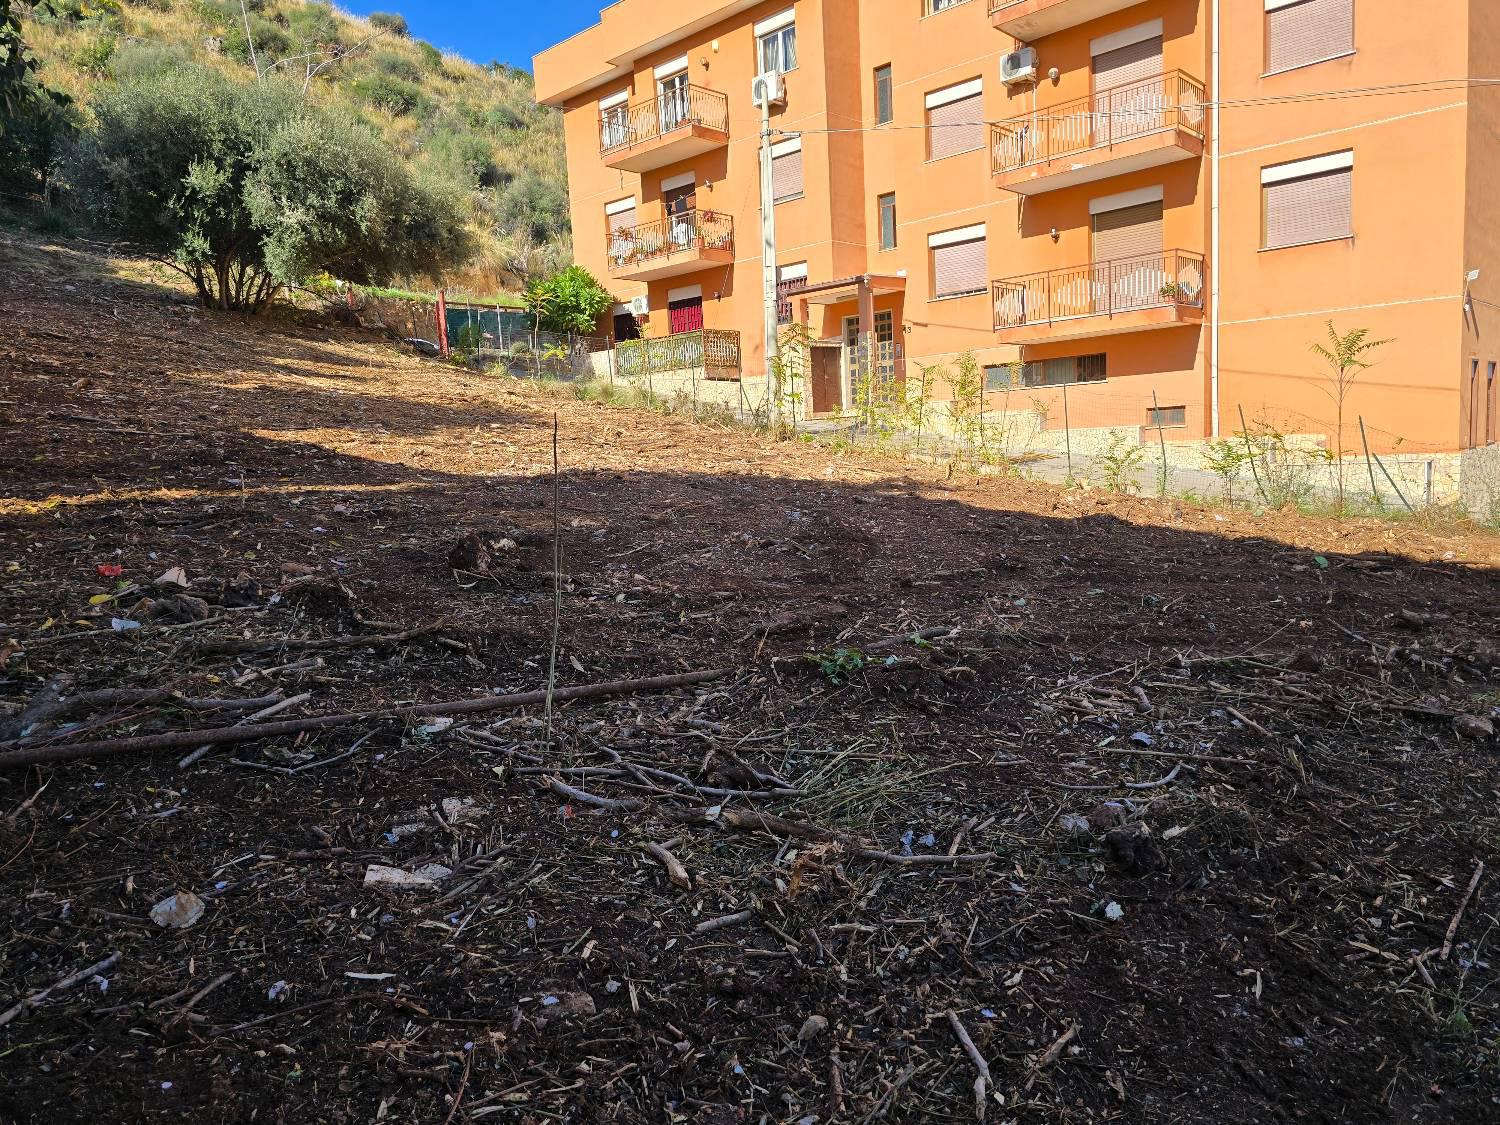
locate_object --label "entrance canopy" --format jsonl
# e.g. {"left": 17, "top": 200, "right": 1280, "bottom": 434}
{"left": 784, "top": 274, "right": 907, "bottom": 307}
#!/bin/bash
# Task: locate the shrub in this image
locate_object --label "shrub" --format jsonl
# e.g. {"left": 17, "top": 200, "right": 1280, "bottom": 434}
{"left": 367, "top": 11, "right": 408, "bottom": 37}
{"left": 426, "top": 127, "right": 500, "bottom": 188}
{"left": 524, "top": 266, "right": 612, "bottom": 336}
{"left": 109, "top": 40, "right": 191, "bottom": 80}
{"left": 415, "top": 40, "right": 441, "bottom": 70}
{"left": 372, "top": 49, "right": 421, "bottom": 82}
{"left": 349, "top": 72, "right": 426, "bottom": 116}
{"left": 71, "top": 33, "right": 116, "bottom": 72}
{"left": 286, "top": 3, "right": 339, "bottom": 50}
{"left": 67, "top": 66, "right": 472, "bottom": 311}
{"left": 222, "top": 15, "right": 293, "bottom": 66}
{"left": 495, "top": 171, "right": 569, "bottom": 244}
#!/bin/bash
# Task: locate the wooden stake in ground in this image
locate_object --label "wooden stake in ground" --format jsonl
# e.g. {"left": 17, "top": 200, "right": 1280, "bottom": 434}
{"left": 545, "top": 412, "right": 561, "bottom": 740}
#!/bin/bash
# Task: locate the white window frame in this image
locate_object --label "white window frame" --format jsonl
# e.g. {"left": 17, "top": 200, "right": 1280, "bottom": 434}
{"left": 755, "top": 8, "right": 797, "bottom": 76}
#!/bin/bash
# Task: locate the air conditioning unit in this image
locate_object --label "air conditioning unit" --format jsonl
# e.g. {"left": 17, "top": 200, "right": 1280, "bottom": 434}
{"left": 1000, "top": 48, "right": 1038, "bottom": 86}
{"left": 628, "top": 295, "right": 650, "bottom": 317}
{"left": 751, "top": 71, "right": 787, "bottom": 110}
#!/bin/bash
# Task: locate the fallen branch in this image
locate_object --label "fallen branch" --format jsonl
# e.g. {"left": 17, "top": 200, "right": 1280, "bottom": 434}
{"left": 1035, "top": 1021, "right": 1079, "bottom": 1069}
{"left": 0, "top": 951, "right": 122, "bottom": 1029}
{"left": 1441, "top": 861, "right": 1485, "bottom": 960}
{"left": 200, "top": 625, "right": 443, "bottom": 655}
{"left": 694, "top": 909, "right": 753, "bottom": 933}
{"left": 644, "top": 842, "right": 691, "bottom": 889}
{"left": 947, "top": 1008, "right": 991, "bottom": 1122}
{"left": 546, "top": 776, "right": 644, "bottom": 813}
{"left": 0, "top": 669, "right": 732, "bottom": 768}
{"left": 179, "top": 692, "right": 309, "bottom": 768}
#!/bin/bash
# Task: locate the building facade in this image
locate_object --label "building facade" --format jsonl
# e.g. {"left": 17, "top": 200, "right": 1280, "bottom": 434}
{"left": 535, "top": 0, "right": 1500, "bottom": 454}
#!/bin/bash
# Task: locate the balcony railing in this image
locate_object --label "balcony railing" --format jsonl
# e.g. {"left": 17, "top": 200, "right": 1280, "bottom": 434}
{"left": 992, "top": 250, "right": 1205, "bottom": 330}
{"left": 617, "top": 328, "right": 742, "bottom": 376}
{"left": 606, "top": 209, "right": 734, "bottom": 271}
{"left": 990, "top": 71, "right": 1206, "bottom": 175}
{"left": 599, "top": 85, "right": 729, "bottom": 155}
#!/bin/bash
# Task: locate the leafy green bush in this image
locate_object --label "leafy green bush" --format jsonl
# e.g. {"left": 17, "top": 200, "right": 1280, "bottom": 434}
{"left": 496, "top": 172, "right": 569, "bottom": 244}
{"left": 349, "top": 72, "right": 427, "bottom": 116}
{"left": 415, "top": 41, "right": 442, "bottom": 70}
{"left": 372, "top": 49, "right": 422, "bottom": 82}
{"left": 523, "top": 266, "right": 612, "bottom": 336}
{"left": 426, "top": 127, "right": 499, "bottom": 188}
{"left": 222, "top": 15, "right": 293, "bottom": 66}
{"left": 285, "top": 3, "right": 338, "bottom": 50}
{"left": 367, "top": 11, "right": 407, "bottom": 36}
{"left": 68, "top": 66, "right": 472, "bottom": 310}
{"left": 71, "top": 33, "right": 115, "bottom": 72}
{"left": 109, "top": 40, "right": 192, "bottom": 80}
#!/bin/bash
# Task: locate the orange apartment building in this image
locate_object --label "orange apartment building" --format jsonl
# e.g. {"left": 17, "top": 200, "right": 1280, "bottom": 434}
{"left": 534, "top": 0, "right": 1500, "bottom": 456}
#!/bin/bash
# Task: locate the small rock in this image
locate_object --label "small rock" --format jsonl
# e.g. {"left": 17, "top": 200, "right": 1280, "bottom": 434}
{"left": 1103, "top": 901, "right": 1126, "bottom": 922}
{"left": 1454, "top": 714, "right": 1494, "bottom": 740}
{"left": 1104, "top": 823, "right": 1167, "bottom": 876}
{"left": 149, "top": 891, "right": 206, "bottom": 929}
{"left": 364, "top": 864, "right": 446, "bottom": 890}
{"left": 1087, "top": 801, "right": 1128, "bottom": 830}
{"left": 1058, "top": 813, "right": 1092, "bottom": 836}
{"left": 798, "top": 1014, "right": 829, "bottom": 1042}
{"left": 536, "top": 991, "right": 596, "bottom": 1026}
{"left": 441, "top": 797, "right": 483, "bottom": 825}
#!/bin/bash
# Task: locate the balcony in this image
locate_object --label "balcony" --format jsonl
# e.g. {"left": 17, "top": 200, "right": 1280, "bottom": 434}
{"left": 605, "top": 210, "right": 734, "bottom": 283}
{"left": 991, "top": 71, "right": 1205, "bottom": 194}
{"left": 600, "top": 86, "right": 730, "bottom": 173}
{"left": 616, "top": 329, "right": 742, "bottom": 379}
{"left": 992, "top": 249, "right": 1205, "bottom": 343}
{"left": 989, "top": 0, "right": 1149, "bottom": 39}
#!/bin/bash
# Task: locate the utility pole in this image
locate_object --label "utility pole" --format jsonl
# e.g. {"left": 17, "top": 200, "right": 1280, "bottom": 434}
{"left": 758, "top": 89, "right": 781, "bottom": 427}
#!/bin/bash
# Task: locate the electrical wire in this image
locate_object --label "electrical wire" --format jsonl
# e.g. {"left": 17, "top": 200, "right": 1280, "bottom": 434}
{"left": 775, "top": 76, "right": 1500, "bottom": 136}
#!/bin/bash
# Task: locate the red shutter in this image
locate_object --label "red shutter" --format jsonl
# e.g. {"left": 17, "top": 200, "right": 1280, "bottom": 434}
{"left": 927, "top": 93, "right": 983, "bottom": 161}
{"left": 1267, "top": 0, "right": 1354, "bottom": 73}
{"left": 772, "top": 148, "right": 803, "bottom": 201}
{"left": 932, "top": 237, "right": 986, "bottom": 298}
{"left": 668, "top": 297, "right": 703, "bottom": 334}
{"left": 1263, "top": 168, "right": 1352, "bottom": 249}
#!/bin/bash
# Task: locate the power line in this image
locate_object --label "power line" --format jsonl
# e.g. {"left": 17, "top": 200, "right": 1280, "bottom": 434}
{"left": 777, "top": 76, "right": 1499, "bottom": 136}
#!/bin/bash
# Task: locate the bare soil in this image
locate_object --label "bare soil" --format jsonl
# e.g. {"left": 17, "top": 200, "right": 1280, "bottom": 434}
{"left": 2, "top": 231, "right": 1499, "bottom": 1124}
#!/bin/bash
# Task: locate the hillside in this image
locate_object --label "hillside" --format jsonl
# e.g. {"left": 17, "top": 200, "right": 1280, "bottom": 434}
{"left": 14, "top": 0, "right": 568, "bottom": 293}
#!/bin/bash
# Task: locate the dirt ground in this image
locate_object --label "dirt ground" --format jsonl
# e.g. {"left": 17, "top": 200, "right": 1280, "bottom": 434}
{"left": 2, "top": 230, "right": 1499, "bottom": 1124}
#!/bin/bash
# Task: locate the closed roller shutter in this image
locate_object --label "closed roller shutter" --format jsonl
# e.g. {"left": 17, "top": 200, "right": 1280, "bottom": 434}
{"left": 932, "top": 237, "right": 986, "bottom": 298}
{"left": 772, "top": 148, "right": 804, "bottom": 201}
{"left": 607, "top": 206, "right": 636, "bottom": 235}
{"left": 927, "top": 93, "right": 983, "bottom": 161}
{"left": 1092, "top": 36, "right": 1163, "bottom": 92}
{"left": 1092, "top": 201, "right": 1164, "bottom": 262}
{"left": 1263, "top": 167, "right": 1352, "bottom": 249}
{"left": 1267, "top": 0, "right": 1354, "bottom": 74}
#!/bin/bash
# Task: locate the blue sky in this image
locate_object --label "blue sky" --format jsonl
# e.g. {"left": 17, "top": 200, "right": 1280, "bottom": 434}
{"left": 340, "top": 1, "right": 603, "bottom": 71}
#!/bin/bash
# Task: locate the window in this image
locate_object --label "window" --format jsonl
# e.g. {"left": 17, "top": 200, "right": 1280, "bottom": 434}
{"left": 1015, "top": 354, "right": 1107, "bottom": 388}
{"left": 1262, "top": 151, "right": 1353, "bottom": 250}
{"left": 1147, "top": 404, "right": 1187, "bottom": 428}
{"left": 925, "top": 0, "right": 972, "bottom": 13}
{"left": 599, "top": 90, "right": 629, "bottom": 150}
{"left": 605, "top": 197, "right": 637, "bottom": 267}
{"left": 1489, "top": 361, "right": 1498, "bottom": 446}
{"left": 983, "top": 364, "right": 1016, "bottom": 392}
{"left": 877, "top": 193, "right": 897, "bottom": 251}
{"left": 756, "top": 9, "right": 797, "bottom": 75}
{"left": 925, "top": 79, "right": 984, "bottom": 161}
{"left": 655, "top": 57, "right": 690, "bottom": 131}
{"left": 928, "top": 224, "right": 986, "bottom": 299}
{"left": 667, "top": 284, "right": 704, "bottom": 335}
{"left": 1266, "top": 0, "right": 1354, "bottom": 75}
{"left": 874, "top": 64, "right": 893, "bottom": 126}
{"left": 776, "top": 262, "right": 807, "bottom": 325}
{"left": 771, "top": 138, "right": 803, "bottom": 203}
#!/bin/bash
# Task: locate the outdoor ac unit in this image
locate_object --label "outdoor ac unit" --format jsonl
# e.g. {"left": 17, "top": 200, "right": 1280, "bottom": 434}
{"left": 1000, "top": 48, "right": 1038, "bottom": 86}
{"left": 628, "top": 295, "right": 650, "bottom": 317}
{"left": 751, "top": 71, "right": 787, "bottom": 109}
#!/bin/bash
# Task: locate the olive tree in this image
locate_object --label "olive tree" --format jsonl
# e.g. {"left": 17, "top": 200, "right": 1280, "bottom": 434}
{"left": 68, "top": 66, "right": 472, "bottom": 311}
